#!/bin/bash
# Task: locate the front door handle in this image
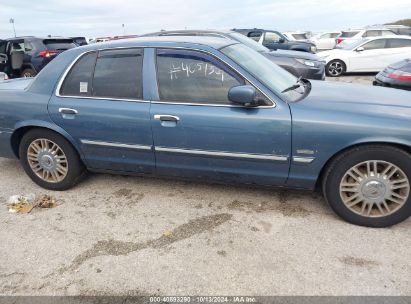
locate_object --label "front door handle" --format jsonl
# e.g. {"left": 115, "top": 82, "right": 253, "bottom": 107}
{"left": 154, "top": 115, "right": 180, "bottom": 122}
{"left": 59, "top": 108, "right": 78, "bottom": 115}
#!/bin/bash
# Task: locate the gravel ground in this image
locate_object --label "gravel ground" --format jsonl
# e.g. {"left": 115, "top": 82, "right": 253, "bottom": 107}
{"left": 1, "top": 74, "right": 410, "bottom": 297}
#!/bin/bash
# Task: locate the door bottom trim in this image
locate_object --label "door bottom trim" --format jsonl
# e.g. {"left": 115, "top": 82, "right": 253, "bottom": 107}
{"left": 155, "top": 146, "right": 288, "bottom": 161}
{"left": 81, "top": 140, "right": 152, "bottom": 151}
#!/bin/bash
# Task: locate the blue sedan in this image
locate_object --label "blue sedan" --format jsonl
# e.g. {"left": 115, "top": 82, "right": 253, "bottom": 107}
{"left": 0, "top": 36, "right": 410, "bottom": 227}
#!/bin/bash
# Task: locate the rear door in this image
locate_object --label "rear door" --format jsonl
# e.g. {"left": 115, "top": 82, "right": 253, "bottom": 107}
{"left": 149, "top": 48, "right": 291, "bottom": 186}
{"left": 49, "top": 48, "right": 155, "bottom": 173}
{"left": 385, "top": 39, "right": 411, "bottom": 65}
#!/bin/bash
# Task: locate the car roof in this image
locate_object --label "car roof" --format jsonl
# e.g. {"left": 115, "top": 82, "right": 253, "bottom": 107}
{"left": 143, "top": 29, "right": 234, "bottom": 36}
{"left": 79, "top": 35, "right": 236, "bottom": 51}
{"left": 368, "top": 35, "right": 411, "bottom": 40}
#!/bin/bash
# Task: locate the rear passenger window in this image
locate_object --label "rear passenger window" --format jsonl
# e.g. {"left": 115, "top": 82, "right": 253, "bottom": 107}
{"left": 93, "top": 49, "right": 143, "bottom": 99}
{"left": 389, "top": 39, "right": 411, "bottom": 48}
{"left": 60, "top": 52, "right": 97, "bottom": 96}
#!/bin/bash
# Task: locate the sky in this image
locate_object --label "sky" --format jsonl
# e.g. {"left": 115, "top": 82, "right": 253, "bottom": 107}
{"left": 1, "top": 0, "right": 411, "bottom": 39}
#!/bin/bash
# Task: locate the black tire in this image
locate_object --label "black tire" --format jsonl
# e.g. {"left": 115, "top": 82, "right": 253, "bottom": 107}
{"left": 326, "top": 59, "right": 346, "bottom": 77}
{"left": 21, "top": 68, "right": 37, "bottom": 78}
{"left": 322, "top": 145, "right": 411, "bottom": 227}
{"left": 19, "top": 129, "right": 86, "bottom": 191}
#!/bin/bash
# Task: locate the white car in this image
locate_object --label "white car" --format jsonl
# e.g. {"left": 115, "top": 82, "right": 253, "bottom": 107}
{"left": 310, "top": 31, "right": 341, "bottom": 50}
{"left": 282, "top": 31, "right": 310, "bottom": 41}
{"left": 318, "top": 36, "right": 411, "bottom": 76}
{"left": 336, "top": 28, "right": 396, "bottom": 48}
{"left": 0, "top": 72, "right": 8, "bottom": 81}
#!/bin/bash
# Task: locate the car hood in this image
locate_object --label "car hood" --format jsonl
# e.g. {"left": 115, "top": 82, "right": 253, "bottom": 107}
{"left": 264, "top": 49, "right": 320, "bottom": 60}
{"left": 0, "top": 78, "right": 33, "bottom": 91}
{"left": 298, "top": 80, "right": 411, "bottom": 110}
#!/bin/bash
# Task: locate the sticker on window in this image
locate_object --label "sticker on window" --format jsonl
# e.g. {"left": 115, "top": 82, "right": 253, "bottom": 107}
{"left": 79, "top": 82, "right": 88, "bottom": 93}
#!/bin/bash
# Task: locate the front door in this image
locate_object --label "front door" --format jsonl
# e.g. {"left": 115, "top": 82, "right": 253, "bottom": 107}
{"left": 349, "top": 39, "right": 389, "bottom": 72}
{"left": 49, "top": 48, "right": 155, "bottom": 173}
{"left": 149, "top": 48, "right": 291, "bottom": 186}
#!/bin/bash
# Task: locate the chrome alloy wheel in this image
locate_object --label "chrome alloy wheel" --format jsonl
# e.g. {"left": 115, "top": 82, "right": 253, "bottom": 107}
{"left": 340, "top": 160, "right": 410, "bottom": 218}
{"left": 328, "top": 61, "right": 343, "bottom": 76}
{"left": 27, "top": 139, "right": 68, "bottom": 183}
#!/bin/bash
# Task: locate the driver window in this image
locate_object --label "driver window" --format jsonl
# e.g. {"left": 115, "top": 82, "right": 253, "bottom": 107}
{"left": 264, "top": 32, "right": 282, "bottom": 43}
{"left": 156, "top": 49, "right": 245, "bottom": 104}
{"left": 362, "top": 39, "right": 387, "bottom": 50}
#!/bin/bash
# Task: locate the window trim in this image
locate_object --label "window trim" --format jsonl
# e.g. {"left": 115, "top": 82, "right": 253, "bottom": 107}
{"left": 55, "top": 46, "right": 275, "bottom": 108}
{"left": 57, "top": 48, "right": 146, "bottom": 102}
{"left": 154, "top": 47, "right": 274, "bottom": 108}
{"left": 92, "top": 48, "right": 144, "bottom": 100}
{"left": 155, "top": 48, "right": 248, "bottom": 105}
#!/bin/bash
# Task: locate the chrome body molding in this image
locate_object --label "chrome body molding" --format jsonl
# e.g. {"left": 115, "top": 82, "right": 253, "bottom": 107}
{"left": 81, "top": 140, "right": 152, "bottom": 151}
{"left": 54, "top": 47, "right": 276, "bottom": 108}
{"left": 293, "top": 156, "right": 315, "bottom": 164}
{"left": 155, "top": 146, "right": 288, "bottom": 161}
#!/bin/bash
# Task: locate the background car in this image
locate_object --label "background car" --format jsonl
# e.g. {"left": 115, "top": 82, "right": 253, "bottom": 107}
{"left": 71, "top": 37, "right": 88, "bottom": 46}
{"left": 0, "top": 36, "right": 77, "bottom": 78}
{"left": 318, "top": 36, "right": 411, "bottom": 76}
{"left": 385, "top": 24, "right": 411, "bottom": 36}
{"left": 336, "top": 28, "right": 396, "bottom": 48}
{"left": 233, "top": 28, "right": 317, "bottom": 53}
{"left": 282, "top": 31, "right": 310, "bottom": 41}
{"left": 143, "top": 30, "right": 325, "bottom": 79}
{"left": 310, "top": 31, "right": 341, "bottom": 50}
{"left": 373, "top": 58, "right": 411, "bottom": 90}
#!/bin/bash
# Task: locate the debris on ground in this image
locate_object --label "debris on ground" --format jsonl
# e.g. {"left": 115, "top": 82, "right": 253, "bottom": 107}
{"left": 7, "top": 194, "right": 57, "bottom": 214}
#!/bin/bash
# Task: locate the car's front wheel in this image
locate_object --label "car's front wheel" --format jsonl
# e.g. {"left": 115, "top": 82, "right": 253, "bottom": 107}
{"left": 326, "top": 60, "right": 346, "bottom": 77}
{"left": 323, "top": 145, "right": 411, "bottom": 227}
{"left": 19, "top": 129, "right": 86, "bottom": 190}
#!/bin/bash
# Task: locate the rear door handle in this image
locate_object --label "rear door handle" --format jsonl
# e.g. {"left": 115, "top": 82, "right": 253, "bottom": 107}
{"left": 154, "top": 115, "right": 180, "bottom": 122}
{"left": 59, "top": 108, "right": 78, "bottom": 115}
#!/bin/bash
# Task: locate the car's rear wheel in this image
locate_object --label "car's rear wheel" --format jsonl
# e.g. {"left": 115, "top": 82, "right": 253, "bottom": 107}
{"left": 322, "top": 145, "right": 411, "bottom": 227}
{"left": 19, "top": 129, "right": 86, "bottom": 190}
{"left": 21, "top": 68, "right": 37, "bottom": 78}
{"left": 326, "top": 60, "right": 346, "bottom": 77}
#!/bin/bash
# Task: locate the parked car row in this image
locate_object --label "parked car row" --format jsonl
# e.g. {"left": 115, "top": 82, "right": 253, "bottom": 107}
{"left": 143, "top": 30, "right": 325, "bottom": 80}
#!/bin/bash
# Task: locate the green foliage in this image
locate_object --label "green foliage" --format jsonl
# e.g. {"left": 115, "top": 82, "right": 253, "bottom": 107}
{"left": 387, "top": 19, "right": 411, "bottom": 27}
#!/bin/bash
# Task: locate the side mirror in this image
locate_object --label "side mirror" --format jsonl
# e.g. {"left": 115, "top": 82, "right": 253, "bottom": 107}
{"left": 279, "top": 38, "right": 285, "bottom": 43}
{"left": 228, "top": 85, "right": 258, "bottom": 107}
{"left": 0, "top": 53, "right": 7, "bottom": 64}
{"left": 356, "top": 47, "right": 364, "bottom": 52}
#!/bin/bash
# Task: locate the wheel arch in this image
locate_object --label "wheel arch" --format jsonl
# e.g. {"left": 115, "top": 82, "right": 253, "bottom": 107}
{"left": 315, "top": 141, "right": 411, "bottom": 190}
{"left": 10, "top": 121, "right": 84, "bottom": 160}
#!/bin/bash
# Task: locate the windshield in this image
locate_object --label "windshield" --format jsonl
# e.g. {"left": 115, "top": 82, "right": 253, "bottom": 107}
{"left": 340, "top": 31, "right": 359, "bottom": 38}
{"left": 228, "top": 32, "right": 269, "bottom": 52}
{"left": 221, "top": 43, "right": 304, "bottom": 102}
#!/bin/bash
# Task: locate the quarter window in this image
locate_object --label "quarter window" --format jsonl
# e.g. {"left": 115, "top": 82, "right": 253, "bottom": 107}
{"left": 93, "top": 49, "right": 143, "bottom": 99}
{"left": 60, "top": 52, "right": 97, "bottom": 96}
{"left": 156, "top": 49, "right": 244, "bottom": 104}
{"left": 388, "top": 39, "right": 411, "bottom": 48}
